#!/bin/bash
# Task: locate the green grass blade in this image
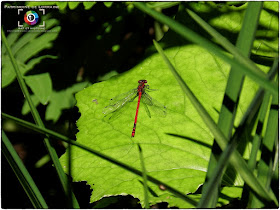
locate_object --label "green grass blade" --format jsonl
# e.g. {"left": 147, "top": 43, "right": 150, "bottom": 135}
{"left": 198, "top": 83, "right": 267, "bottom": 208}
{"left": 250, "top": 78, "right": 279, "bottom": 208}
{"left": 67, "top": 141, "right": 73, "bottom": 208}
{"left": 2, "top": 113, "right": 198, "bottom": 207}
{"left": 134, "top": 2, "right": 278, "bottom": 97}
{"left": 200, "top": 2, "right": 264, "bottom": 207}
{"left": 248, "top": 92, "right": 271, "bottom": 170}
{"left": 2, "top": 28, "right": 39, "bottom": 122}
{"left": 2, "top": 131, "right": 48, "bottom": 208}
{"left": 245, "top": 59, "right": 278, "bottom": 207}
{"left": 154, "top": 20, "right": 164, "bottom": 41}
{"left": 197, "top": 137, "right": 238, "bottom": 207}
{"left": 137, "top": 144, "right": 150, "bottom": 209}
{"left": 153, "top": 40, "right": 278, "bottom": 205}
{"left": 35, "top": 154, "right": 51, "bottom": 168}
{"left": 240, "top": 92, "right": 271, "bottom": 206}
{"left": 1, "top": 28, "right": 80, "bottom": 208}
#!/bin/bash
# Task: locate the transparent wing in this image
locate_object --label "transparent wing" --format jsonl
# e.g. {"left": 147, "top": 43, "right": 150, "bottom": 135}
{"left": 142, "top": 92, "right": 167, "bottom": 117}
{"left": 142, "top": 101, "right": 151, "bottom": 118}
{"left": 103, "top": 89, "right": 138, "bottom": 115}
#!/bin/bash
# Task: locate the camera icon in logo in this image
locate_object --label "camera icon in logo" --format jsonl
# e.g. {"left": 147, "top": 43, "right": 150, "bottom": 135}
{"left": 24, "top": 10, "right": 39, "bottom": 25}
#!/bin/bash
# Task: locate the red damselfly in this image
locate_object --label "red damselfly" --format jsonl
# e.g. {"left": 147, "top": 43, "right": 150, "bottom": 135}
{"left": 103, "top": 80, "right": 166, "bottom": 137}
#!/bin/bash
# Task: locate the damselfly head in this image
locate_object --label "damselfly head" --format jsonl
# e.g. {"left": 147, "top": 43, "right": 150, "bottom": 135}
{"left": 138, "top": 80, "right": 147, "bottom": 84}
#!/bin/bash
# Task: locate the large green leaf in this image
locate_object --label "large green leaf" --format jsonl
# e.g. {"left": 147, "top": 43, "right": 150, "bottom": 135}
{"left": 59, "top": 43, "right": 269, "bottom": 207}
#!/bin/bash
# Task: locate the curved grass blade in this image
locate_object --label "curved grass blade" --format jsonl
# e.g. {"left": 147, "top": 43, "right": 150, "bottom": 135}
{"left": 2, "top": 131, "right": 48, "bottom": 208}
{"left": 248, "top": 92, "right": 271, "bottom": 170}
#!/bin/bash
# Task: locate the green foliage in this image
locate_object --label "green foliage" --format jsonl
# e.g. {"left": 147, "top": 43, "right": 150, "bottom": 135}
{"left": 24, "top": 73, "right": 52, "bottom": 105}
{"left": 68, "top": 2, "right": 80, "bottom": 10}
{"left": 2, "top": 24, "right": 81, "bottom": 208}
{"left": 2, "top": 14, "right": 88, "bottom": 123}
{"left": 1, "top": 8, "right": 90, "bottom": 123}
{"left": 201, "top": 2, "right": 278, "bottom": 58}
{"left": 2, "top": 18, "right": 60, "bottom": 88}
{"left": 103, "top": 2, "right": 113, "bottom": 8}
{"left": 2, "top": 15, "right": 77, "bottom": 123}
{"left": 22, "top": 82, "right": 90, "bottom": 123}
{"left": 83, "top": 2, "right": 97, "bottom": 10}
{"left": 45, "top": 82, "right": 90, "bottom": 122}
